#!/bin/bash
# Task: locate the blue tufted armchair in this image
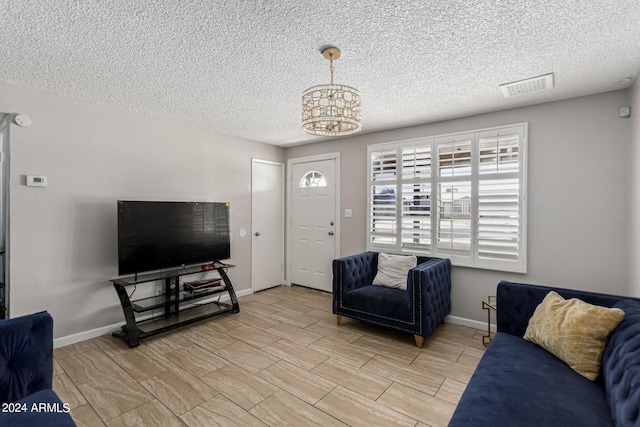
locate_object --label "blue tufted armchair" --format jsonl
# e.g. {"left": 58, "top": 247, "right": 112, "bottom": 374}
{"left": 0, "top": 311, "right": 76, "bottom": 426}
{"left": 332, "top": 251, "right": 452, "bottom": 348}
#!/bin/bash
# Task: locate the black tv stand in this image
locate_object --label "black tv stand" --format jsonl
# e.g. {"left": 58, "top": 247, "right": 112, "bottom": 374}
{"left": 111, "top": 262, "right": 239, "bottom": 348}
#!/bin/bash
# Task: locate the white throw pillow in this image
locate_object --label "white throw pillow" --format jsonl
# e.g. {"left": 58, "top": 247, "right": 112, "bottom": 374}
{"left": 372, "top": 253, "right": 417, "bottom": 290}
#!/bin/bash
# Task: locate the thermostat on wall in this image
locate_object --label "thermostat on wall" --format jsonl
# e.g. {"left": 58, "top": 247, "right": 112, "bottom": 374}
{"left": 27, "top": 175, "right": 48, "bottom": 187}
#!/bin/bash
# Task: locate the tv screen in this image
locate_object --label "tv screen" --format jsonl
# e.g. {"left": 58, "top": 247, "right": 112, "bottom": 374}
{"left": 118, "top": 201, "right": 230, "bottom": 276}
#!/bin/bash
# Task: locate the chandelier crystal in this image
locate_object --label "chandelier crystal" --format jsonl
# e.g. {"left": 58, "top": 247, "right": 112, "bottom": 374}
{"left": 302, "top": 47, "right": 361, "bottom": 136}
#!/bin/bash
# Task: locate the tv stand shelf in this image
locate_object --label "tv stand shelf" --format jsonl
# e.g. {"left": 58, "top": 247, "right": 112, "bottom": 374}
{"left": 111, "top": 262, "right": 239, "bottom": 348}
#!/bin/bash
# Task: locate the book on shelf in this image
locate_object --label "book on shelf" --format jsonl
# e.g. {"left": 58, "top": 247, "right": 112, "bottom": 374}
{"left": 183, "top": 279, "right": 222, "bottom": 293}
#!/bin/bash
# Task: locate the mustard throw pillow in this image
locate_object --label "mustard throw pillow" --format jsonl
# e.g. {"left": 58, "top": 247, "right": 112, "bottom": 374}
{"left": 523, "top": 291, "right": 624, "bottom": 381}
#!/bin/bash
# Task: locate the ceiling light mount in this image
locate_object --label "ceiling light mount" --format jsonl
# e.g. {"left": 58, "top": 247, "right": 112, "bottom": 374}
{"left": 322, "top": 47, "right": 341, "bottom": 61}
{"left": 302, "top": 46, "right": 361, "bottom": 137}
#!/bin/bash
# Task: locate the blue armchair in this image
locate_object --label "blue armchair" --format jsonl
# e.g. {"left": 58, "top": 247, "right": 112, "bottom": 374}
{"left": 332, "top": 251, "right": 452, "bottom": 348}
{"left": 0, "top": 311, "right": 76, "bottom": 426}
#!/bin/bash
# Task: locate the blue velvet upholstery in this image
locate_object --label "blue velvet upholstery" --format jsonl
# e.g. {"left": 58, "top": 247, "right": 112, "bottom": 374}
{"left": 0, "top": 311, "right": 76, "bottom": 426}
{"left": 449, "top": 281, "right": 640, "bottom": 427}
{"left": 602, "top": 300, "right": 640, "bottom": 427}
{"left": 496, "top": 281, "right": 626, "bottom": 337}
{"left": 448, "top": 333, "right": 613, "bottom": 427}
{"left": 332, "top": 251, "right": 451, "bottom": 345}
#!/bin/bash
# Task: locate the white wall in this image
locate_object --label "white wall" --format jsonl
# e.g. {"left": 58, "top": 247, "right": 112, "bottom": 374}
{"left": 629, "top": 74, "right": 640, "bottom": 297}
{"left": 0, "top": 82, "right": 284, "bottom": 340}
{"left": 286, "top": 90, "right": 631, "bottom": 324}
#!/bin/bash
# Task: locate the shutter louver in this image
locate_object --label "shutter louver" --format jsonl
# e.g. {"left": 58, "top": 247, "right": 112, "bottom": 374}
{"left": 437, "top": 182, "right": 471, "bottom": 256}
{"left": 478, "top": 179, "right": 520, "bottom": 261}
{"left": 370, "top": 149, "right": 398, "bottom": 246}
{"left": 400, "top": 146, "right": 432, "bottom": 252}
{"left": 438, "top": 141, "right": 472, "bottom": 177}
{"left": 402, "top": 145, "right": 432, "bottom": 179}
{"left": 401, "top": 183, "right": 431, "bottom": 252}
{"left": 371, "top": 185, "right": 397, "bottom": 245}
{"left": 479, "top": 134, "right": 519, "bottom": 174}
{"left": 476, "top": 130, "right": 522, "bottom": 267}
{"left": 371, "top": 149, "right": 397, "bottom": 181}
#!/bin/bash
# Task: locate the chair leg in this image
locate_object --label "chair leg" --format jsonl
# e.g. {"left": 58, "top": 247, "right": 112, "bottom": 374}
{"left": 414, "top": 335, "right": 424, "bottom": 349}
{"left": 336, "top": 315, "right": 342, "bottom": 325}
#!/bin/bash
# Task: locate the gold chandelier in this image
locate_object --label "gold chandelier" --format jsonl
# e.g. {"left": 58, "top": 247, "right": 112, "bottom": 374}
{"left": 302, "top": 47, "right": 361, "bottom": 136}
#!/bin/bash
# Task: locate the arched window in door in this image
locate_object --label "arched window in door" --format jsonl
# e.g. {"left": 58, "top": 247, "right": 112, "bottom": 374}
{"left": 299, "top": 171, "right": 327, "bottom": 188}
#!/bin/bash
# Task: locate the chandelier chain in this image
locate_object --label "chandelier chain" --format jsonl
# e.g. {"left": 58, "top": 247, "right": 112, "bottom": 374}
{"left": 329, "top": 53, "right": 335, "bottom": 85}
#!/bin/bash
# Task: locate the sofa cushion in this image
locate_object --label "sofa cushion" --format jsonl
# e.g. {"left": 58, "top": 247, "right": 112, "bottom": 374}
{"left": 342, "top": 285, "right": 412, "bottom": 323}
{"left": 449, "top": 332, "right": 614, "bottom": 427}
{"left": 372, "top": 253, "right": 416, "bottom": 290}
{"left": 602, "top": 300, "right": 640, "bottom": 427}
{"left": 523, "top": 291, "right": 624, "bottom": 380}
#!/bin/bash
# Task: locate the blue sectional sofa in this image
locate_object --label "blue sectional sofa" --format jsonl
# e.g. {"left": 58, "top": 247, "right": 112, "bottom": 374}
{"left": 449, "top": 281, "right": 640, "bottom": 427}
{"left": 0, "top": 311, "right": 76, "bottom": 426}
{"left": 332, "top": 251, "right": 451, "bottom": 348}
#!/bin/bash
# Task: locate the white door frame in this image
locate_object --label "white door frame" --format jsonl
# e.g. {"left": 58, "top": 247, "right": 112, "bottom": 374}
{"left": 251, "top": 159, "right": 285, "bottom": 293}
{"left": 0, "top": 115, "right": 8, "bottom": 318}
{"left": 286, "top": 152, "right": 341, "bottom": 286}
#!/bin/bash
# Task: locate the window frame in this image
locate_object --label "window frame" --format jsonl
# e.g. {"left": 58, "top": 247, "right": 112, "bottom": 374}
{"left": 367, "top": 123, "right": 528, "bottom": 273}
{"left": 299, "top": 170, "right": 327, "bottom": 188}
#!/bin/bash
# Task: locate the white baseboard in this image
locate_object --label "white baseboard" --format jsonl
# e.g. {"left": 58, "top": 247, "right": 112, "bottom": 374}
{"left": 53, "top": 288, "right": 254, "bottom": 348}
{"left": 445, "top": 315, "right": 496, "bottom": 333}
{"left": 54, "top": 321, "right": 124, "bottom": 349}
{"left": 55, "top": 292, "right": 488, "bottom": 348}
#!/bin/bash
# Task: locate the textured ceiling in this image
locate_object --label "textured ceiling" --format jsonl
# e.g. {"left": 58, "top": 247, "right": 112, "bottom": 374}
{"left": 1, "top": 0, "right": 639, "bottom": 146}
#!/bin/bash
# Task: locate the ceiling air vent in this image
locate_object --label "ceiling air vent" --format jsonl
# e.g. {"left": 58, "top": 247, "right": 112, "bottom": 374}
{"left": 499, "top": 73, "right": 554, "bottom": 98}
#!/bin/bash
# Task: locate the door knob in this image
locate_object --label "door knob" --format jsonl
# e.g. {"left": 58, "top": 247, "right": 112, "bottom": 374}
{"left": 328, "top": 231, "right": 334, "bottom": 236}
{"left": 255, "top": 232, "right": 261, "bottom": 236}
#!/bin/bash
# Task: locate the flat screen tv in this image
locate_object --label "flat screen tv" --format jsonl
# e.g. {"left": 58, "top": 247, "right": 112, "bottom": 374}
{"left": 118, "top": 200, "right": 230, "bottom": 276}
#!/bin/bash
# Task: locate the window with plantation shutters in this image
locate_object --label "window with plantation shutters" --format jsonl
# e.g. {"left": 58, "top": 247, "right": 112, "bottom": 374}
{"left": 367, "top": 124, "right": 527, "bottom": 273}
{"left": 435, "top": 135, "right": 473, "bottom": 259}
{"left": 401, "top": 145, "right": 432, "bottom": 252}
{"left": 370, "top": 149, "right": 398, "bottom": 246}
{"left": 477, "top": 129, "right": 521, "bottom": 266}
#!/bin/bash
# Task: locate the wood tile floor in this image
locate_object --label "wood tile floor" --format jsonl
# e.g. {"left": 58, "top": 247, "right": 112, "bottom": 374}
{"left": 53, "top": 285, "right": 485, "bottom": 427}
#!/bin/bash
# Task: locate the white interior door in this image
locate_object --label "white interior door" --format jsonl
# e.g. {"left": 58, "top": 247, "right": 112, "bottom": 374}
{"left": 252, "top": 159, "right": 284, "bottom": 292}
{"left": 289, "top": 157, "right": 338, "bottom": 292}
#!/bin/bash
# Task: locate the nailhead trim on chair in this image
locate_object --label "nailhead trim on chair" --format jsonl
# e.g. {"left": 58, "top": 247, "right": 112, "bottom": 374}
{"left": 333, "top": 253, "right": 451, "bottom": 340}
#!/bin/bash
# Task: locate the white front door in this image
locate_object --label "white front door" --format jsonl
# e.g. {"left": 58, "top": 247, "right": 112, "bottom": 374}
{"left": 251, "top": 159, "right": 284, "bottom": 292}
{"left": 289, "top": 157, "right": 339, "bottom": 292}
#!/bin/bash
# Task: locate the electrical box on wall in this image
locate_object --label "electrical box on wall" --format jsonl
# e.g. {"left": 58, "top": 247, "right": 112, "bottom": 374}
{"left": 26, "top": 175, "right": 47, "bottom": 187}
